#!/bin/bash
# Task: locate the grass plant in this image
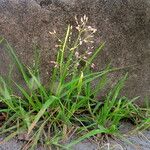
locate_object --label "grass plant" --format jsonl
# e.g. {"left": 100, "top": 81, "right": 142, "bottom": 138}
{"left": 0, "top": 15, "right": 149, "bottom": 149}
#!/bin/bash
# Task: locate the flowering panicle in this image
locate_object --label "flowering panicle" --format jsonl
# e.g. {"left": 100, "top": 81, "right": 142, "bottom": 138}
{"left": 49, "top": 30, "right": 56, "bottom": 35}
{"left": 75, "top": 15, "right": 97, "bottom": 45}
{"left": 48, "top": 14, "right": 97, "bottom": 72}
{"left": 50, "top": 61, "right": 59, "bottom": 68}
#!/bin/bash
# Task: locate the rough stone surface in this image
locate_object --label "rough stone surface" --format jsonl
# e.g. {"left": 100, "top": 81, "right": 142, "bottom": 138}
{"left": 0, "top": 0, "right": 150, "bottom": 105}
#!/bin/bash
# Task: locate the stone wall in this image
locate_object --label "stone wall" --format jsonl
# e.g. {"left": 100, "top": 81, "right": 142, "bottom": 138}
{"left": 0, "top": 0, "right": 150, "bottom": 105}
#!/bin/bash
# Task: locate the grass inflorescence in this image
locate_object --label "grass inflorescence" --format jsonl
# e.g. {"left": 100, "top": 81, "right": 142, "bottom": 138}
{"left": 0, "top": 15, "right": 149, "bottom": 149}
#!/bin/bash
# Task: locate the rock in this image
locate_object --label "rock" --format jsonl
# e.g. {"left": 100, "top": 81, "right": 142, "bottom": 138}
{"left": 0, "top": 0, "right": 150, "bottom": 106}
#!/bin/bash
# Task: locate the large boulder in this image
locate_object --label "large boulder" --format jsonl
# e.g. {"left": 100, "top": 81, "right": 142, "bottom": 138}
{"left": 0, "top": 0, "right": 150, "bottom": 105}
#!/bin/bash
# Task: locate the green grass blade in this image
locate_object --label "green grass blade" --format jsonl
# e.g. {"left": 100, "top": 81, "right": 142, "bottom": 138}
{"left": 4, "top": 39, "right": 29, "bottom": 82}
{"left": 66, "top": 128, "right": 108, "bottom": 149}
{"left": 88, "top": 42, "right": 105, "bottom": 64}
{"left": 28, "top": 96, "right": 57, "bottom": 135}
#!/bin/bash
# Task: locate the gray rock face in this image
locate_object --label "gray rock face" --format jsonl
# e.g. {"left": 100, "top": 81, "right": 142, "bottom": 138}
{"left": 0, "top": 0, "right": 150, "bottom": 105}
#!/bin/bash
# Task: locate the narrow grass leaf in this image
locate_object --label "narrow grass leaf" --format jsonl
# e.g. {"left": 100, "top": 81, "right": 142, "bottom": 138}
{"left": 28, "top": 96, "right": 57, "bottom": 135}
{"left": 66, "top": 128, "right": 108, "bottom": 149}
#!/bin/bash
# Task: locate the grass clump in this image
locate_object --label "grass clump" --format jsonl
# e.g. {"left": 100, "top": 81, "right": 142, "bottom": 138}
{"left": 0, "top": 15, "right": 149, "bottom": 149}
